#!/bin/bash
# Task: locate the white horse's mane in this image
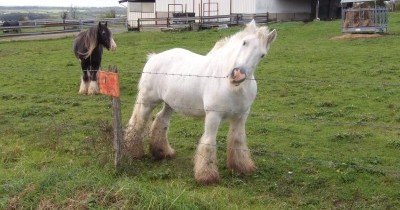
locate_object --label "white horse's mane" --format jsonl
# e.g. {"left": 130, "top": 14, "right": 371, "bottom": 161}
{"left": 147, "top": 53, "right": 157, "bottom": 60}
{"left": 208, "top": 21, "right": 272, "bottom": 55}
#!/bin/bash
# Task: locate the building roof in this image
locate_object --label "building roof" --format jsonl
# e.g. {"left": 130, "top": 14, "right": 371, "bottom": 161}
{"left": 341, "top": 0, "right": 377, "bottom": 3}
{"left": 118, "top": 0, "right": 155, "bottom": 3}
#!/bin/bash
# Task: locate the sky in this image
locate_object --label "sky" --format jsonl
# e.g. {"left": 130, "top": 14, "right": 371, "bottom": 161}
{"left": 0, "top": 0, "right": 125, "bottom": 7}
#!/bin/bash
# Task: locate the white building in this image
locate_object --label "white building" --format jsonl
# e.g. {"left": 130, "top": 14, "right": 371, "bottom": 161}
{"left": 119, "top": 0, "right": 312, "bottom": 28}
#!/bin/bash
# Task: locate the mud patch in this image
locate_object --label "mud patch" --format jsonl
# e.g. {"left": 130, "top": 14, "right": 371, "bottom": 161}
{"left": 331, "top": 33, "right": 383, "bottom": 40}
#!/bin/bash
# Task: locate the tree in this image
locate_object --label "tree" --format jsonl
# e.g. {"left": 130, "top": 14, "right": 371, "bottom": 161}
{"left": 377, "top": 0, "right": 385, "bottom": 6}
{"left": 70, "top": 5, "right": 78, "bottom": 19}
{"left": 60, "top": 11, "right": 68, "bottom": 30}
{"left": 60, "top": 11, "right": 68, "bottom": 20}
{"left": 104, "top": 9, "right": 116, "bottom": 18}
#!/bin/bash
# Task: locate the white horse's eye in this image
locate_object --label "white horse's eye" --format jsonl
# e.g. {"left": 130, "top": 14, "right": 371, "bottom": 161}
{"left": 261, "top": 54, "right": 265, "bottom": 58}
{"left": 243, "top": 41, "right": 247, "bottom": 46}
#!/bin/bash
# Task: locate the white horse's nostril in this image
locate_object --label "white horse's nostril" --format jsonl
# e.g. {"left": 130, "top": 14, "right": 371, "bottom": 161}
{"left": 229, "top": 68, "right": 246, "bottom": 85}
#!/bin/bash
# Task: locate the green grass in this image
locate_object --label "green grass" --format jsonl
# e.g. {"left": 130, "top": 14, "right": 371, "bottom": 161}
{"left": 1, "top": 13, "right": 400, "bottom": 209}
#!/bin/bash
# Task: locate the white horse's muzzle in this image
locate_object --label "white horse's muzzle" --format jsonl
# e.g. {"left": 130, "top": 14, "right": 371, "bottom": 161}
{"left": 229, "top": 68, "right": 247, "bottom": 85}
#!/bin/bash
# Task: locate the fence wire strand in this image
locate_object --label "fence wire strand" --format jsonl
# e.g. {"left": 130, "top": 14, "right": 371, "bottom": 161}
{"left": 2, "top": 68, "right": 400, "bottom": 87}
{"left": 1, "top": 90, "right": 400, "bottom": 130}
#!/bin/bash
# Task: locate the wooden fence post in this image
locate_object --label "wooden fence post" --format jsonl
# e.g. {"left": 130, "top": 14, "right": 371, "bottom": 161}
{"left": 236, "top": 14, "right": 239, "bottom": 25}
{"left": 108, "top": 65, "right": 124, "bottom": 171}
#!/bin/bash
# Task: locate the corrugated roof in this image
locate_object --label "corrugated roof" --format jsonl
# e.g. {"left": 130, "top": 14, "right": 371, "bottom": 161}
{"left": 118, "top": 0, "right": 155, "bottom": 3}
{"left": 341, "top": 0, "right": 377, "bottom": 3}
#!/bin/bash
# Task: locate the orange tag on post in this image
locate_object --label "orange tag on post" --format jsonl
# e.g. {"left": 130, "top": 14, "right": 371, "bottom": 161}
{"left": 98, "top": 71, "right": 120, "bottom": 97}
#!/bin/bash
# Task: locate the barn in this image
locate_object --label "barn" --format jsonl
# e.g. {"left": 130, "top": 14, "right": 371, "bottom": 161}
{"left": 118, "top": 0, "right": 341, "bottom": 28}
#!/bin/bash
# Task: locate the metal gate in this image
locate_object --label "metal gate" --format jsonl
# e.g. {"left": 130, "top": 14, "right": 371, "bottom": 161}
{"left": 341, "top": 0, "right": 388, "bottom": 33}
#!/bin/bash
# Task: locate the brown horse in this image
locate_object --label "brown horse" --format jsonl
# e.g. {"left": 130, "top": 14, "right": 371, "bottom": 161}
{"left": 73, "top": 22, "right": 117, "bottom": 95}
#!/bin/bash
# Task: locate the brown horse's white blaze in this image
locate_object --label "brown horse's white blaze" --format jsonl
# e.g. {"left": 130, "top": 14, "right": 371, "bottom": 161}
{"left": 124, "top": 20, "right": 277, "bottom": 184}
{"left": 110, "top": 38, "right": 117, "bottom": 51}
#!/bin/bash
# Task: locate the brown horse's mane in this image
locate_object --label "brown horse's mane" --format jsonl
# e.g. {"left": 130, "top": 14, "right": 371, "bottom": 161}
{"left": 73, "top": 25, "right": 100, "bottom": 59}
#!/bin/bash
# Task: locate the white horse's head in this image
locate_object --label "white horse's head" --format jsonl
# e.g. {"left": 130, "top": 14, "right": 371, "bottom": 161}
{"left": 209, "top": 20, "right": 277, "bottom": 85}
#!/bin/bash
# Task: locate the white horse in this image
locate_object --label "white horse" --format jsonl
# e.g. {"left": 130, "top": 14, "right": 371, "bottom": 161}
{"left": 124, "top": 20, "right": 277, "bottom": 184}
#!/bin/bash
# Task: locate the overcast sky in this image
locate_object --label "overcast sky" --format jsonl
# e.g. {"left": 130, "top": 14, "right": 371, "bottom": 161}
{"left": 0, "top": 0, "right": 125, "bottom": 7}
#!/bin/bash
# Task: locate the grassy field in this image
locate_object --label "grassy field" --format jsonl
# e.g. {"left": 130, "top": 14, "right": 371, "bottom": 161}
{"left": 1, "top": 13, "right": 400, "bottom": 209}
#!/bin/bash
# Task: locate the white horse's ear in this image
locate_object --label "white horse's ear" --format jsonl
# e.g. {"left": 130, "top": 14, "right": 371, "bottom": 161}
{"left": 246, "top": 19, "right": 257, "bottom": 32}
{"left": 267, "top": 29, "right": 277, "bottom": 44}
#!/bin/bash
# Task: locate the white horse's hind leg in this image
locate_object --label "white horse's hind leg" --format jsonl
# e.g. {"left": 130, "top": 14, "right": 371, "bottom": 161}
{"left": 150, "top": 103, "right": 176, "bottom": 160}
{"left": 124, "top": 97, "right": 157, "bottom": 158}
{"left": 78, "top": 77, "right": 89, "bottom": 95}
{"left": 194, "top": 112, "right": 221, "bottom": 184}
{"left": 227, "top": 115, "right": 256, "bottom": 174}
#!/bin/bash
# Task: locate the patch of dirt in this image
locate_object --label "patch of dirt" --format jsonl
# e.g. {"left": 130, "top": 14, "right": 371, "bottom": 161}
{"left": 37, "top": 198, "right": 59, "bottom": 210}
{"left": 64, "top": 188, "right": 125, "bottom": 209}
{"left": 331, "top": 33, "right": 383, "bottom": 40}
{"left": 0, "top": 32, "right": 79, "bottom": 42}
{"left": 6, "top": 183, "right": 36, "bottom": 210}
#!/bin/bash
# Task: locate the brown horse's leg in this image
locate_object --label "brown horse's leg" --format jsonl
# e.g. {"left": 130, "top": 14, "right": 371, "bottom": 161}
{"left": 88, "top": 65, "right": 100, "bottom": 95}
{"left": 78, "top": 75, "right": 89, "bottom": 94}
{"left": 78, "top": 64, "right": 89, "bottom": 95}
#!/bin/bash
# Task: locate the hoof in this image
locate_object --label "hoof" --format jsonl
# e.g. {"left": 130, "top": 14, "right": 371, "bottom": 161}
{"left": 195, "top": 172, "right": 220, "bottom": 185}
{"left": 125, "top": 143, "right": 145, "bottom": 159}
{"left": 150, "top": 146, "right": 176, "bottom": 160}
{"left": 78, "top": 80, "right": 89, "bottom": 95}
{"left": 194, "top": 159, "right": 220, "bottom": 185}
{"left": 78, "top": 90, "right": 87, "bottom": 95}
{"left": 229, "top": 161, "right": 257, "bottom": 175}
{"left": 88, "top": 81, "right": 99, "bottom": 95}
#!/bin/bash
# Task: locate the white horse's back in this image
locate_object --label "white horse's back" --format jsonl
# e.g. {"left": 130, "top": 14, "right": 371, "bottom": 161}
{"left": 139, "top": 48, "right": 213, "bottom": 116}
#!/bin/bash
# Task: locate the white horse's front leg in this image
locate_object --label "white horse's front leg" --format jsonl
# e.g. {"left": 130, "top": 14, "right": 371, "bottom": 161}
{"left": 124, "top": 99, "right": 156, "bottom": 158}
{"left": 227, "top": 113, "right": 256, "bottom": 174}
{"left": 150, "top": 103, "right": 176, "bottom": 160}
{"left": 194, "top": 112, "right": 221, "bottom": 184}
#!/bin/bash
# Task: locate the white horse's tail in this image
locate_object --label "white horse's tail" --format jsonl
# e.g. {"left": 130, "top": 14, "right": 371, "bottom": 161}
{"left": 147, "top": 53, "right": 157, "bottom": 60}
{"left": 139, "top": 53, "right": 159, "bottom": 88}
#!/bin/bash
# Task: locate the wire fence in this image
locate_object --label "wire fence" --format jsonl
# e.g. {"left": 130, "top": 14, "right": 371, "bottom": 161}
{"left": 1, "top": 68, "right": 399, "bottom": 176}
{"left": 1, "top": 68, "right": 400, "bottom": 129}
{"left": 2, "top": 93, "right": 400, "bottom": 132}
{"left": 2, "top": 67, "right": 400, "bottom": 87}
